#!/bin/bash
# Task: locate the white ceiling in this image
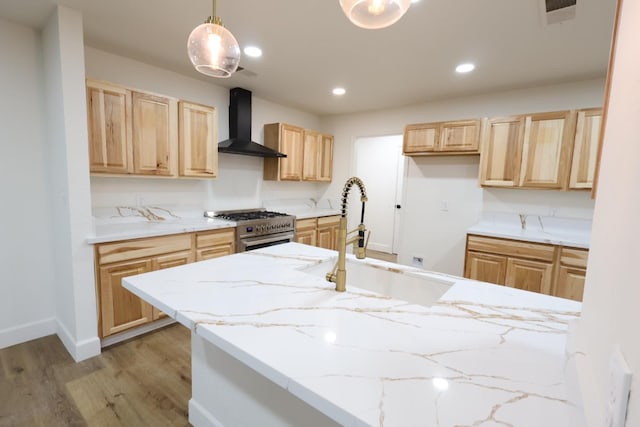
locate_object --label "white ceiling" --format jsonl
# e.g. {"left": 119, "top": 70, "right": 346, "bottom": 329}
{"left": 0, "top": 0, "right": 617, "bottom": 115}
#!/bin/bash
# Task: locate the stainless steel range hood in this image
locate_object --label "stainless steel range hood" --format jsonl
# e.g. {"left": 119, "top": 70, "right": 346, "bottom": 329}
{"left": 218, "top": 88, "right": 286, "bottom": 158}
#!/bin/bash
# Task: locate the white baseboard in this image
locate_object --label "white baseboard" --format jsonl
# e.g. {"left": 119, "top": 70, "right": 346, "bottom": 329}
{"left": 56, "top": 319, "right": 101, "bottom": 362}
{"left": 0, "top": 317, "right": 57, "bottom": 349}
{"left": 189, "top": 399, "right": 225, "bottom": 427}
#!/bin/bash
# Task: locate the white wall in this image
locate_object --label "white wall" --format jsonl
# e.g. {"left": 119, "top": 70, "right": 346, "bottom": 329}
{"left": 321, "top": 79, "right": 604, "bottom": 275}
{"left": 0, "top": 17, "right": 57, "bottom": 348}
{"left": 575, "top": 0, "right": 640, "bottom": 424}
{"left": 84, "top": 47, "right": 327, "bottom": 212}
{"left": 42, "top": 6, "right": 99, "bottom": 361}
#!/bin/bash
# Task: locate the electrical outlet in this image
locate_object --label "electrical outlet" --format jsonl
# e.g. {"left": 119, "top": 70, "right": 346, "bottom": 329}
{"left": 412, "top": 256, "right": 424, "bottom": 267}
{"left": 440, "top": 200, "right": 449, "bottom": 212}
{"left": 604, "top": 346, "right": 632, "bottom": 427}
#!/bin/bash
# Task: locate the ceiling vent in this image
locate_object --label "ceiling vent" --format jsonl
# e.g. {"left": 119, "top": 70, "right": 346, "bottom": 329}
{"left": 540, "top": 0, "right": 576, "bottom": 25}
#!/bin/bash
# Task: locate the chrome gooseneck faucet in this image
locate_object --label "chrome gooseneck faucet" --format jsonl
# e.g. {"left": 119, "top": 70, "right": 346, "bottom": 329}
{"left": 326, "top": 177, "right": 369, "bottom": 292}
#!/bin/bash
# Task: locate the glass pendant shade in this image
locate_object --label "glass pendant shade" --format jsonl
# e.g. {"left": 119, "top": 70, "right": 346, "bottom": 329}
{"left": 187, "top": 22, "right": 241, "bottom": 78}
{"left": 339, "top": 0, "right": 411, "bottom": 29}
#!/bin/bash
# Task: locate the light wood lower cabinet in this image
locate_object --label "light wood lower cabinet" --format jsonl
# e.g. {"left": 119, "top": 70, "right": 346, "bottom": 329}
{"left": 195, "top": 228, "right": 236, "bottom": 261}
{"left": 295, "top": 218, "right": 318, "bottom": 246}
{"left": 464, "top": 234, "right": 587, "bottom": 301}
{"left": 95, "top": 228, "right": 235, "bottom": 338}
{"left": 295, "top": 215, "right": 340, "bottom": 251}
{"left": 316, "top": 216, "right": 340, "bottom": 251}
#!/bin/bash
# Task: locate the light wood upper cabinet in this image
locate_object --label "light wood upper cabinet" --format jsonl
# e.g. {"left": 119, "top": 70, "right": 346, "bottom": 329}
{"left": 264, "top": 123, "right": 304, "bottom": 181}
{"left": 569, "top": 108, "right": 602, "bottom": 190}
{"left": 440, "top": 120, "right": 481, "bottom": 152}
{"left": 132, "top": 91, "right": 178, "bottom": 177}
{"left": 479, "top": 116, "right": 525, "bottom": 187}
{"left": 403, "top": 123, "right": 440, "bottom": 153}
{"left": 318, "top": 134, "right": 334, "bottom": 182}
{"left": 302, "top": 131, "right": 334, "bottom": 182}
{"left": 265, "top": 123, "right": 333, "bottom": 182}
{"left": 519, "top": 111, "right": 575, "bottom": 189}
{"left": 480, "top": 111, "right": 577, "bottom": 190}
{"left": 179, "top": 101, "right": 218, "bottom": 178}
{"left": 86, "top": 80, "right": 133, "bottom": 174}
{"left": 403, "top": 120, "right": 480, "bottom": 155}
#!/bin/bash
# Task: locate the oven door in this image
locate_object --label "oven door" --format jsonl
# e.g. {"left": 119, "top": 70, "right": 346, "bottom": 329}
{"left": 238, "top": 231, "right": 295, "bottom": 252}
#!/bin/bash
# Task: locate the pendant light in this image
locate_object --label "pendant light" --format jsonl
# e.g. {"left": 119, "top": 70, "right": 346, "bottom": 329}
{"left": 339, "top": 0, "right": 411, "bottom": 29}
{"left": 187, "top": 0, "right": 241, "bottom": 78}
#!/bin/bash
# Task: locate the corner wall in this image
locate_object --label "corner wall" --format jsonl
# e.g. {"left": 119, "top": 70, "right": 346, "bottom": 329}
{"left": 575, "top": 0, "right": 640, "bottom": 424}
{"left": 42, "top": 6, "right": 99, "bottom": 361}
{"left": 0, "top": 17, "right": 57, "bottom": 348}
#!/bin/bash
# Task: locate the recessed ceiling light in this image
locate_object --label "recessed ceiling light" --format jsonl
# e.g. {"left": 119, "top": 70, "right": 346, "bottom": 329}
{"left": 332, "top": 87, "right": 346, "bottom": 96}
{"left": 244, "top": 46, "right": 262, "bottom": 58}
{"left": 456, "top": 63, "right": 475, "bottom": 73}
{"left": 411, "top": 0, "right": 421, "bottom": 3}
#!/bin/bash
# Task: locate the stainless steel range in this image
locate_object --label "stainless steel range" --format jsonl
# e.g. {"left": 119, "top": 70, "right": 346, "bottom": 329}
{"left": 207, "top": 209, "right": 296, "bottom": 252}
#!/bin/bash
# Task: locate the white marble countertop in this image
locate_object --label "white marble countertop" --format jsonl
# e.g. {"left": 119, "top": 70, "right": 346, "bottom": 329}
{"left": 123, "top": 242, "right": 585, "bottom": 427}
{"left": 86, "top": 206, "right": 236, "bottom": 244}
{"left": 263, "top": 198, "right": 341, "bottom": 220}
{"left": 468, "top": 212, "right": 592, "bottom": 249}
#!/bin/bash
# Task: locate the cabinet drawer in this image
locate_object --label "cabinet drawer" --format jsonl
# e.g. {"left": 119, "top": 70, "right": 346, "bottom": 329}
{"left": 466, "top": 235, "right": 555, "bottom": 262}
{"left": 296, "top": 218, "right": 317, "bottom": 232}
{"left": 560, "top": 247, "right": 589, "bottom": 269}
{"left": 196, "top": 228, "right": 236, "bottom": 249}
{"left": 97, "top": 234, "right": 193, "bottom": 265}
{"left": 317, "top": 215, "right": 341, "bottom": 227}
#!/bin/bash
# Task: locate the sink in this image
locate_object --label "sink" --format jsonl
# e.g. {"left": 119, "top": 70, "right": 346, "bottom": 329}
{"left": 302, "top": 258, "right": 453, "bottom": 307}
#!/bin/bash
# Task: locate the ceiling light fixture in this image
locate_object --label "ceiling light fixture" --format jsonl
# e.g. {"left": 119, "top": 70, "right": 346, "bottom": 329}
{"left": 339, "top": 0, "right": 412, "bottom": 29}
{"left": 244, "top": 46, "right": 263, "bottom": 58}
{"left": 455, "top": 63, "right": 475, "bottom": 73}
{"left": 333, "top": 87, "right": 346, "bottom": 95}
{"left": 187, "top": 0, "right": 241, "bottom": 78}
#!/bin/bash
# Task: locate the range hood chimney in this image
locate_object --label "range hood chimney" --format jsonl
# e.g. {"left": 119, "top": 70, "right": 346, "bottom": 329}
{"left": 218, "top": 88, "right": 286, "bottom": 158}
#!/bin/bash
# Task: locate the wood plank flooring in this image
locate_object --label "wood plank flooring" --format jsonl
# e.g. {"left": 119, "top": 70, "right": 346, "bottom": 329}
{"left": 0, "top": 324, "right": 191, "bottom": 426}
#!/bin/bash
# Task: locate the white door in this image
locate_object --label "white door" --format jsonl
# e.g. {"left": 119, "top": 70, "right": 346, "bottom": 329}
{"left": 354, "top": 135, "right": 404, "bottom": 254}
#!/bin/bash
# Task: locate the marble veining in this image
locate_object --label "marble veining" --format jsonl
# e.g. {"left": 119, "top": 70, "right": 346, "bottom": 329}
{"left": 123, "top": 243, "right": 584, "bottom": 426}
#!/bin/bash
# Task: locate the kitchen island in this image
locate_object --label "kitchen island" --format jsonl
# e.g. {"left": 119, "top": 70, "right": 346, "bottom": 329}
{"left": 123, "top": 242, "right": 584, "bottom": 427}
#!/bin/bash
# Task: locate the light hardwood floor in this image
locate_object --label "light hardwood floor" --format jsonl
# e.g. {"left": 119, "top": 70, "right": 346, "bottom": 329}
{"left": 366, "top": 249, "right": 398, "bottom": 263}
{"left": 0, "top": 324, "right": 191, "bottom": 426}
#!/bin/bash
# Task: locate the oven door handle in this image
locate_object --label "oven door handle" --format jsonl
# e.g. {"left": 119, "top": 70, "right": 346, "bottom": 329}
{"left": 240, "top": 231, "right": 295, "bottom": 251}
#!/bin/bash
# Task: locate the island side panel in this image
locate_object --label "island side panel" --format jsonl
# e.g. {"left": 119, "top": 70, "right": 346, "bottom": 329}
{"left": 189, "top": 332, "right": 341, "bottom": 427}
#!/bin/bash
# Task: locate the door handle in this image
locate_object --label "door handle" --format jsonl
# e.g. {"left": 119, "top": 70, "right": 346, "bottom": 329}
{"left": 396, "top": 204, "right": 401, "bottom": 209}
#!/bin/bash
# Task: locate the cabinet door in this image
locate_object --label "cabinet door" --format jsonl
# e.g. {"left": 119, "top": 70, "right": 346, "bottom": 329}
{"left": 464, "top": 252, "right": 507, "bottom": 285}
{"left": 317, "top": 216, "right": 340, "bottom": 250}
{"left": 86, "top": 80, "right": 133, "bottom": 174}
{"left": 132, "top": 91, "right": 178, "bottom": 176}
{"left": 505, "top": 258, "right": 553, "bottom": 294}
{"left": 519, "top": 111, "right": 575, "bottom": 189}
{"left": 279, "top": 124, "right": 304, "bottom": 181}
{"left": 99, "top": 259, "right": 153, "bottom": 337}
{"left": 403, "top": 123, "right": 440, "bottom": 153}
{"left": 302, "top": 130, "right": 321, "bottom": 181}
{"left": 150, "top": 250, "right": 195, "bottom": 319}
{"left": 196, "top": 228, "right": 236, "bottom": 261}
{"left": 440, "top": 120, "right": 481, "bottom": 152}
{"left": 569, "top": 109, "right": 602, "bottom": 190}
{"left": 555, "top": 266, "right": 586, "bottom": 301}
{"left": 179, "top": 101, "right": 217, "bottom": 178}
{"left": 296, "top": 218, "right": 317, "bottom": 246}
{"left": 479, "top": 116, "right": 525, "bottom": 187}
{"left": 318, "top": 134, "right": 334, "bottom": 182}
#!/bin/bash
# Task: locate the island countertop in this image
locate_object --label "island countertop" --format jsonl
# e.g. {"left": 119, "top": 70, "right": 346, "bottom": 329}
{"left": 123, "top": 242, "right": 584, "bottom": 427}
